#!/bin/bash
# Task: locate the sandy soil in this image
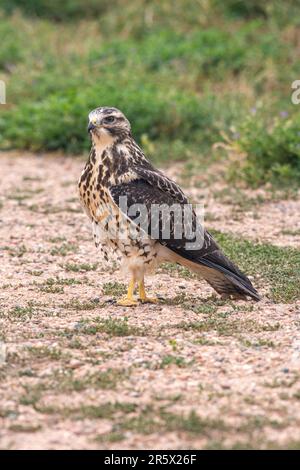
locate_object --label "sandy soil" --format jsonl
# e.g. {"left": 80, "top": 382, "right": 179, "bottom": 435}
{"left": 0, "top": 152, "right": 299, "bottom": 450}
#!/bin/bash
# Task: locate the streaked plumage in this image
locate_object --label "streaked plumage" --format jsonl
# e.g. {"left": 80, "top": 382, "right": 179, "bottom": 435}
{"left": 78, "top": 107, "right": 260, "bottom": 305}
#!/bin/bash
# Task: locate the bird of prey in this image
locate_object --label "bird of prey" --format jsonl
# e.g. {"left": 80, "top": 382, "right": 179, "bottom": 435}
{"left": 78, "top": 107, "right": 260, "bottom": 306}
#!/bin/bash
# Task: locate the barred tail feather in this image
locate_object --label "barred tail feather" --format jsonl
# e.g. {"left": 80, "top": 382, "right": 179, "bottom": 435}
{"left": 163, "top": 247, "right": 261, "bottom": 301}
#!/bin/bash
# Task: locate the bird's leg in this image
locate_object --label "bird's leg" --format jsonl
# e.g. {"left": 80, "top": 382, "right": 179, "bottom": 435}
{"left": 138, "top": 279, "right": 158, "bottom": 304}
{"left": 117, "top": 278, "right": 138, "bottom": 307}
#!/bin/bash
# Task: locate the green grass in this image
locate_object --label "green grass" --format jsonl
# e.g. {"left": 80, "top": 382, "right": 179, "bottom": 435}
{"left": 54, "top": 368, "right": 129, "bottom": 392}
{"left": 212, "top": 231, "right": 300, "bottom": 303}
{"left": 5, "top": 304, "right": 35, "bottom": 319}
{"left": 120, "top": 407, "right": 227, "bottom": 436}
{"left": 0, "top": 1, "right": 300, "bottom": 186}
{"left": 102, "top": 281, "right": 127, "bottom": 297}
{"left": 63, "top": 262, "right": 98, "bottom": 272}
{"left": 26, "top": 345, "right": 64, "bottom": 360}
{"left": 19, "top": 369, "right": 130, "bottom": 409}
{"left": 180, "top": 317, "right": 280, "bottom": 337}
{"left": 226, "top": 111, "right": 300, "bottom": 186}
{"left": 1, "top": 0, "right": 111, "bottom": 21}
{"left": 159, "top": 355, "right": 189, "bottom": 369}
{"left": 61, "top": 298, "right": 100, "bottom": 311}
{"left": 163, "top": 231, "right": 299, "bottom": 305}
{"left": 37, "top": 277, "right": 82, "bottom": 293}
{"left": 50, "top": 242, "right": 78, "bottom": 257}
{"left": 76, "top": 317, "right": 146, "bottom": 337}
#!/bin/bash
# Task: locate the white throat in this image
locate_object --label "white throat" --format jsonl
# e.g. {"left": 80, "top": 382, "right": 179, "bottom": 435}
{"left": 92, "top": 128, "right": 115, "bottom": 155}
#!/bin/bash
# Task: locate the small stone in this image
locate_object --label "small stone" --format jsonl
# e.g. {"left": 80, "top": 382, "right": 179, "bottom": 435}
{"left": 69, "top": 359, "right": 81, "bottom": 369}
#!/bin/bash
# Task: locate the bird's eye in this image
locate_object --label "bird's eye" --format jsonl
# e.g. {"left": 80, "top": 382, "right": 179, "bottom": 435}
{"left": 103, "top": 116, "right": 115, "bottom": 124}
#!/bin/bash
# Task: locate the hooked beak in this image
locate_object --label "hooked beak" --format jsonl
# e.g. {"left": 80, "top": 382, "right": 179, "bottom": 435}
{"left": 87, "top": 121, "right": 97, "bottom": 133}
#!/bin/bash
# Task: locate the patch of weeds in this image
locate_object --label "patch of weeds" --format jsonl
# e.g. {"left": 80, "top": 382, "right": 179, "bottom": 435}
{"left": 36, "top": 399, "right": 135, "bottom": 420}
{"left": 211, "top": 231, "right": 300, "bottom": 303}
{"left": 191, "top": 298, "right": 227, "bottom": 315}
{"left": 5, "top": 304, "right": 35, "bottom": 320}
{"left": 264, "top": 376, "right": 298, "bottom": 389}
{"left": 68, "top": 338, "right": 84, "bottom": 349}
{"left": 159, "top": 355, "right": 190, "bottom": 368}
{"left": 50, "top": 242, "right": 78, "bottom": 257}
{"left": 8, "top": 244, "right": 27, "bottom": 258}
{"left": 237, "top": 415, "right": 286, "bottom": 433}
{"left": 9, "top": 424, "right": 41, "bottom": 433}
{"left": 120, "top": 405, "right": 158, "bottom": 434}
{"left": 102, "top": 281, "right": 127, "bottom": 297}
{"left": 18, "top": 369, "right": 35, "bottom": 377}
{"left": 121, "top": 407, "right": 227, "bottom": 436}
{"left": 8, "top": 192, "right": 31, "bottom": 202}
{"left": 61, "top": 298, "right": 100, "bottom": 311}
{"left": 194, "top": 336, "right": 217, "bottom": 346}
{"left": 179, "top": 317, "right": 280, "bottom": 337}
{"left": 48, "top": 236, "right": 66, "bottom": 243}
{"left": 161, "top": 409, "right": 227, "bottom": 435}
{"left": 281, "top": 229, "right": 300, "bottom": 236}
{"left": 160, "top": 263, "right": 196, "bottom": 279}
{"left": 39, "top": 285, "right": 64, "bottom": 294}
{"left": 162, "top": 292, "right": 189, "bottom": 306}
{"left": 63, "top": 262, "right": 98, "bottom": 272}
{"left": 95, "top": 431, "right": 126, "bottom": 443}
{"left": 38, "top": 277, "right": 82, "bottom": 293}
{"left": 26, "top": 345, "right": 65, "bottom": 360}
{"left": 23, "top": 176, "right": 42, "bottom": 182}
{"left": 19, "top": 386, "right": 44, "bottom": 406}
{"left": 78, "top": 317, "right": 146, "bottom": 337}
{"left": 226, "top": 112, "right": 300, "bottom": 187}
{"left": 50, "top": 368, "right": 129, "bottom": 392}
{"left": 169, "top": 339, "right": 179, "bottom": 351}
{"left": 240, "top": 337, "right": 275, "bottom": 348}
{"left": 71, "top": 402, "right": 136, "bottom": 420}
{"left": 27, "top": 270, "right": 43, "bottom": 276}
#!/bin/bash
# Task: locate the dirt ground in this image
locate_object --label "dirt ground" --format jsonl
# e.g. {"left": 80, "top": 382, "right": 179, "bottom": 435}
{"left": 0, "top": 152, "right": 299, "bottom": 450}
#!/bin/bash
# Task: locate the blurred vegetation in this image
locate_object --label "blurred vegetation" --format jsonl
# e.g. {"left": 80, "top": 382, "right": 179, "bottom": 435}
{"left": 0, "top": 0, "right": 300, "bottom": 186}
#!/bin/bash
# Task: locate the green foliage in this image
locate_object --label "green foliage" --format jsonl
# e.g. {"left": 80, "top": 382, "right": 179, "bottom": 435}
{"left": 90, "top": 25, "right": 283, "bottom": 77}
{"left": 213, "top": 0, "right": 300, "bottom": 25}
{"left": 0, "top": 81, "right": 233, "bottom": 153}
{"left": 0, "top": 1, "right": 300, "bottom": 185}
{"left": 227, "top": 111, "right": 300, "bottom": 186}
{"left": 0, "top": 16, "right": 23, "bottom": 69}
{"left": 0, "top": 0, "right": 111, "bottom": 21}
{"left": 212, "top": 231, "right": 300, "bottom": 303}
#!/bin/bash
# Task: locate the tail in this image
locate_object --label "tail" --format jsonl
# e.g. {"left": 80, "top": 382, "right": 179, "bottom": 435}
{"left": 198, "top": 255, "right": 261, "bottom": 301}
{"left": 168, "top": 247, "right": 261, "bottom": 301}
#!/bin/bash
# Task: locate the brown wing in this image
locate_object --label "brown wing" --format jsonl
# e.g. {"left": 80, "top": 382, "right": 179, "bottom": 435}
{"left": 110, "top": 178, "right": 260, "bottom": 300}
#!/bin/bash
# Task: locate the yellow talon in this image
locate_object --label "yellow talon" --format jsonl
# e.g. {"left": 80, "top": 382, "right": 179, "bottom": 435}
{"left": 117, "top": 298, "right": 138, "bottom": 307}
{"left": 117, "top": 279, "right": 138, "bottom": 307}
{"left": 138, "top": 280, "right": 158, "bottom": 304}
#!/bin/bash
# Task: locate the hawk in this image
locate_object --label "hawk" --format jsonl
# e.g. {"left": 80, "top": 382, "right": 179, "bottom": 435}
{"left": 78, "top": 107, "right": 260, "bottom": 306}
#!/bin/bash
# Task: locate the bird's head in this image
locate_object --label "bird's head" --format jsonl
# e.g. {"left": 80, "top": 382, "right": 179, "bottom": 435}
{"left": 87, "top": 107, "right": 131, "bottom": 145}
